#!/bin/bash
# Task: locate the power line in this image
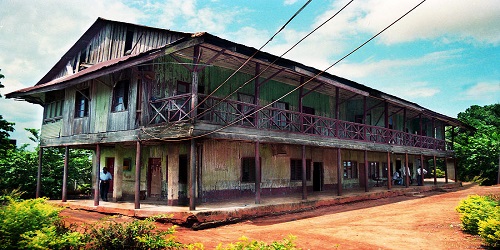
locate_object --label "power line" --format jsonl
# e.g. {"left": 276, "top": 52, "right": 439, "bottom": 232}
{"left": 142, "top": 0, "right": 427, "bottom": 142}
{"left": 191, "top": 0, "right": 355, "bottom": 122}
{"left": 152, "top": 0, "right": 314, "bottom": 132}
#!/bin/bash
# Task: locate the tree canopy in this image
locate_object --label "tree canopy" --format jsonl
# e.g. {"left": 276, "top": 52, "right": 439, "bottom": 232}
{"left": 0, "top": 69, "right": 16, "bottom": 155}
{"left": 454, "top": 104, "right": 500, "bottom": 185}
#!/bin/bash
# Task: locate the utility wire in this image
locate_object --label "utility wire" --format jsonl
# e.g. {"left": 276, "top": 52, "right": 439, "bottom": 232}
{"left": 142, "top": 0, "right": 427, "bottom": 142}
{"left": 194, "top": 0, "right": 312, "bottom": 115}
{"left": 154, "top": 0, "right": 313, "bottom": 132}
{"left": 191, "top": 0, "right": 355, "bottom": 122}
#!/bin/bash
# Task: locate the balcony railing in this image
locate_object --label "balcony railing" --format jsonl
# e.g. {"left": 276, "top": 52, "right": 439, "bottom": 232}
{"left": 148, "top": 95, "right": 448, "bottom": 150}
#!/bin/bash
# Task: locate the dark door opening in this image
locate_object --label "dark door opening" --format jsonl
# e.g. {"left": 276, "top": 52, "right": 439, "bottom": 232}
{"left": 178, "top": 155, "right": 188, "bottom": 205}
{"left": 313, "top": 162, "right": 323, "bottom": 191}
{"left": 105, "top": 157, "right": 114, "bottom": 192}
{"left": 147, "top": 158, "right": 162, "bottom": 199}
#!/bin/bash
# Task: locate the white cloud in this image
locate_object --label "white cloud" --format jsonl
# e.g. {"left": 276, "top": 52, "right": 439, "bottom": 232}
{"left": 463, "top": 81, "right": 500, "bottom": 101}
{"left": 284, "top": 0, "right": 300, "bottom": 5}
{"left": 347, "top": 0, "right": 500, "bottom": 45}
{"left": 331, "top": 49, "right": 462, "bottom": 79}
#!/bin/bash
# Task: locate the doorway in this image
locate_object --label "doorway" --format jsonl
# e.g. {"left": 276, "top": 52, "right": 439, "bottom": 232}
{"left": 147, "top": 158, "right": 162, "bottom": 199}
{"left": 178, "top": 155, "right": 188, "bottom": 204}
{"left": 313, "top": 162, "right": 323, "bottom": 191}
{"left": 105, "top": 157, "right": 114, "bottom": 192}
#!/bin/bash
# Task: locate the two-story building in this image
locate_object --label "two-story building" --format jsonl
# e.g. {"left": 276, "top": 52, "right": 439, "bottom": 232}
{"left": 7, "top": 18, "right": 467, "bottom": 210}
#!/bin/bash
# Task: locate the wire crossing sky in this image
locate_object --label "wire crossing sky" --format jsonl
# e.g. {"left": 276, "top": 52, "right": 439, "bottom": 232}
{"left": 0, "top": 0, "right": 498, "bottom": 147}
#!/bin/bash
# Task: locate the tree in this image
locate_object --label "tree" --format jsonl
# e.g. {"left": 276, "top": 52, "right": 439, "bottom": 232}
{"left": 0, "top": 128, "right": 92, "bottom": 199}
{"left": 0, "top": 69, "right": 15, "bottom": 155}
{"left": 454, "top": 104, "right": 500, "bottom": 185}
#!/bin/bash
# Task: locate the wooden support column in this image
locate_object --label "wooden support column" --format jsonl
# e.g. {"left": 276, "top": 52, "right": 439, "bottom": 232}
{"left": 445, "top": 158, "right": 449, "bottom": 184}
{"left": 337, "top": 148, "right": 342, "bottom": 196}
{"left": 302, "top": 145, "right": 307, "bottom": 200}
{"left": 335, "top": 87, "right": 340, "bottom": 138}
{"left": 255, "top": 141, "right": 261, "bottom": 204}
{"left": 36, "top": 147, "right": 43, "bottom": 198}
{"left": 420, "top": 154, "right": 425, "bottom": 186}
{"left": 364, "top": 150, "right": 369, "bottom": 192}
{"left": 451, "top": 126, "right": 455, "bottom": 150}
{"left": 403, "top": 108, "right": 407, "bottom": 133}
{"left": 299, "top": 77, "right": 304, "bottom": 133}
{"left": 454, "top": 158, "right": 458, "bottom": 183}
{"left": 405, "top": 153, "right": 410, "bottom": 188}
{"left": 191, "top": 46, "right": 200, "bottom": 121}
{"left": 62, "top": 146, "right": 69, "bottom": 202}
{"left": 189, "top": 139, "right": 196, "bottom": 211}
{"left": 363, "top": 96, "right": 367, "bottom": 141}
{"left": 254, "top": 63, "right": 260, "bottom": 128}
{"left": 433, "top": 155, "right": 437, "bottom": 185}
{"left": 387, "top": 151, "right": 392, "bottom": 190}
{"left": 94, "top": 144, "right": 101, "bottom": 206}
{"left": 134, "top": 141, "right": 141, "bottom": 209}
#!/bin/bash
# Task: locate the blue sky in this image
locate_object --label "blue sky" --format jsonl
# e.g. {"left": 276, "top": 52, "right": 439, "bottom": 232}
{"left": 0, "top": 0, "right": 499, "bottom": 147}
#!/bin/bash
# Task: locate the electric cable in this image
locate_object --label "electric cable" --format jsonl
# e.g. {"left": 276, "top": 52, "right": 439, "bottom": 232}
{"left": 141, "top": 0, "right": 427, "bottom": 142}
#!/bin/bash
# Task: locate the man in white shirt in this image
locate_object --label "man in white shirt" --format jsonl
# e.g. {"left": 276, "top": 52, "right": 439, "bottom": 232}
{"left": 417, "top": 167, "right": 427, "bottom": 186}
{"left": 100, "top": 167, "right": 112, "bottom": 201}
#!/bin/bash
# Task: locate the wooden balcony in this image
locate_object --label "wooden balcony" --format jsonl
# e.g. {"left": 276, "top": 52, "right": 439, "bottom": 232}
{"left": 148, "top": 95, "right": 450, "bottom": 151}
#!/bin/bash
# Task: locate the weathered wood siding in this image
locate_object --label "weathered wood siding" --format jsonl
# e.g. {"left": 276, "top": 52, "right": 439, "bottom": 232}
{"left": 200, "top": 140, "right": 340, "bottom": 195}
{"left": 41, "top": 120, "right": 62, "bottom": 139}
{"left": 90, "top": 77, "right": 111, "bottom": 133}
{"left": 53, "top": 22, "right": 186, "bottom": 81}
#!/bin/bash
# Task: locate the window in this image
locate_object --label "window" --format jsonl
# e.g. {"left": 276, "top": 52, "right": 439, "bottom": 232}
{"left": 124, "top": 29, "right": 134, "bottom": 55}
{"left": 112, "top": 80, "right": 129, "bottom": 112}
{"left": 369, "top": 161, "right": 380, "bottom": 178}
{"left": 343, "top": 161, "right": 357, "bottom": 179}
{"left": 74, "top": 88, "right": 90, "bottom": 118}
{"left": 272, "top": 101, "right": 289, "bottom": 128}
{"left": 302, "top": 106, "right": 315, "bottom": 134}
{"left": 177, "top": 81, "right": 190, "bottom": 94}
{"left": 44, "top": 100, "right": 63, "bottom": 120}
{"left": 123, "top": 158, "right": 132, "bottom": 171}
{"left": 237, "top": 93, "right": 255, "bottom": 125}
{"left": 241, "top": 157, "right": 261, "bottom": 182}
{"left": 290, "top": 159, "right": 311, "bottom": 181}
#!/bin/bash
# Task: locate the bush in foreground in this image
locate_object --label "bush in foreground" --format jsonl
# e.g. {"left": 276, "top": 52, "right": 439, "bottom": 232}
{"left": 456, "top": 194, "right": 500, "bottom": 247}
{"left": 0, "top": 196, "right": 84, "bottom": 250}
{"left": 216, "top": 235, "right": 298, "bottom": 250}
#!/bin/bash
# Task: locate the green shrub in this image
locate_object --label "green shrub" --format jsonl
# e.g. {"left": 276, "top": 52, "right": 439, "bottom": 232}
{"left": 20, "top": 221, "right": 86, "bottom": 250}
{"left": 0, "top": 197, "right": 62, "bottom": 249}
{"left": 216, "top": 235, "right": 298, "bottom": 250}
{"left": 456, "top": 195, "right": 498, "bottom": 234}
{"left": 431, "top": 168, "right": 445, "bottom": 178}
{"left": 84, "top": 215, "right": 184, "bottom": 249}
{"left": 478, "top": 210, "right": 500, "bottom": 248}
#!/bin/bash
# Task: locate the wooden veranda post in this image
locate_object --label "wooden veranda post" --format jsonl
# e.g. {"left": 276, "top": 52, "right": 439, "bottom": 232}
{"left": 62, "top": 146, "right": 69, "bottom": 202}
{"left": 405, "top": 153, "right": 410, "bottom": 188}
{"left": 445, "top": 158, "right": 449, "bottom": 184}
{"left": 189, "top": 45, "right": 200, "bottom": 211}
{"left": 337, "top": 148, "right": 342, "bottom": 196}
{"left": 36, "top": 147, "right": 43, "bottom": 198}
{"left": 302, "top": 145, "right": 307, "bottom": 200}
{"left": 387, "top": 151, "right": 392, "bottom": 190}
{"left": 364, "top": 150, "right": 368, "bottom": 192}
{"left": 255, "top": 141, "right": 261, "bottom": 204}
{"left": 189, "top": 139, "right": 196, "bottom": 211}
{"left": 433, "top": 156, "right": 437, "bottom": 185}
{"left": 420, "top": 154, "right": 425, "bottom": 186}
{"left": 94, "top": 144, "right": 100, "bottom": 206}
{"left": 134, "top": 141, "right": 141, "bottom": 209}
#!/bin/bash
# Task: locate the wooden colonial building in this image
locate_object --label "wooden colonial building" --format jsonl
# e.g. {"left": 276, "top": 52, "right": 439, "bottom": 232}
{"left": 7, "top": 18, "right": 467, "bottom": 210}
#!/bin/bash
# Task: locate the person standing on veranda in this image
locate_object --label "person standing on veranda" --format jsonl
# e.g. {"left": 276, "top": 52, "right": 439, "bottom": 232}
{"left": 417, "top": 167, "right": 427, "bottom": 186}
{"left": 100, "top": 167, "right": 112, "bottom": 201}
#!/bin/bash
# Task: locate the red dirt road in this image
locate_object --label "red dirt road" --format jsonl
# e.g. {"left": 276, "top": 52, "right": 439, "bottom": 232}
{"left": 61, "top": 183, "right": 499, "bottom": 249}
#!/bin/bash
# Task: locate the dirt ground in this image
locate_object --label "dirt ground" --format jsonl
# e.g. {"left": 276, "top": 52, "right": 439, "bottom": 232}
{"left": 61, "top": 183, "right": 500, "bottom": 249}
